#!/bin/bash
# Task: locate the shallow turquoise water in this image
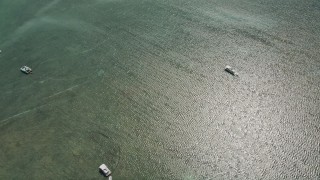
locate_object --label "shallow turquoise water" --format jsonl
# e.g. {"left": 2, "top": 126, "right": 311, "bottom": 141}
{"left": 0, "top": 0, "right": 319, "bottom": 179}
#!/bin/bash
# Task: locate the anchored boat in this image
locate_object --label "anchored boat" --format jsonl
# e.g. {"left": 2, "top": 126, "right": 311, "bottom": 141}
{"left": 20, "top": 66, "right": 32, "bottom": 74}
{"left": 225, "top": 65, "right": 238, "bottom": 76}
{"left": 99, "top": 164, "right": 112, "bottom": 177}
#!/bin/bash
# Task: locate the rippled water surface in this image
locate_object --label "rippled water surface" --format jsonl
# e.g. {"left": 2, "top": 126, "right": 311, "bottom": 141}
{"left": 0, "top": 0, "right": 319, "bottom": 179}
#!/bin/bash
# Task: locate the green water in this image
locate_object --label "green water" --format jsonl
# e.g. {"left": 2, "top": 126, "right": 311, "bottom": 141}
{"left": 1, "top": 0, "right": 319, "bottom": 179}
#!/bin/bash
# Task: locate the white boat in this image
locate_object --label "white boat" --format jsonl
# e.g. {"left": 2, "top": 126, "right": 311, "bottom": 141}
{"left": 20, "top": 66, "right": 32, "bottom": 74}
{"left": 99, "top": 164, "right": 112, "bottom": 177}
{"left": 225, "top": 65, "right": 238, "bottom": 76}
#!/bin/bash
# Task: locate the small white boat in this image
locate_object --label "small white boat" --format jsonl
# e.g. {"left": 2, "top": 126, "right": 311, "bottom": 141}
{"left": 99, "top": 164, "right": 112, "bottom": 177}
{"left": 20, "top": 66, "right": 32, "bottom": 74}
{"left": 225, "top": 65, "right": 238, "bottom": 76}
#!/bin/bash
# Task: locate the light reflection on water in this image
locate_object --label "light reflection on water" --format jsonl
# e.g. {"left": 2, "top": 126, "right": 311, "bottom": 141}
{"left": 0, "top": 0, "right": 319, "bottom": 179}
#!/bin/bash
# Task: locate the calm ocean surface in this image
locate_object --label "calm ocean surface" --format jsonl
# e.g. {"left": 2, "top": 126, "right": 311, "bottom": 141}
{"left": 0, "top": 0, "right": 319, "bottom": 179}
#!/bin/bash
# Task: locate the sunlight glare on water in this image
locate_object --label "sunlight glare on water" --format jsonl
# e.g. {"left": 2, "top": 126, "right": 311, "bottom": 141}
{"left": 0, "top": 0, "right": 319, "bottom": 179}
